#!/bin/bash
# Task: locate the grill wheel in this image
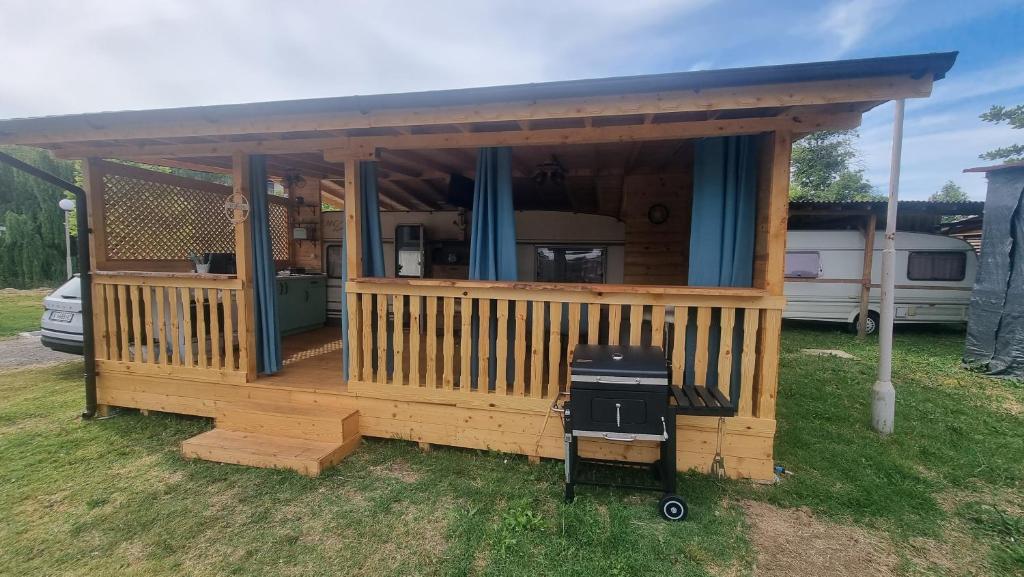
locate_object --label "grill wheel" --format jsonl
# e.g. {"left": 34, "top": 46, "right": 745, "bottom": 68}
{"left": 658, "top": 495, "right": 688, "bottom": 521}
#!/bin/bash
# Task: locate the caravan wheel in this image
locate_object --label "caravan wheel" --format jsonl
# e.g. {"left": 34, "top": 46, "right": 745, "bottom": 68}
{"left": 851, "top": 311, "right": 880, "bottom": 335}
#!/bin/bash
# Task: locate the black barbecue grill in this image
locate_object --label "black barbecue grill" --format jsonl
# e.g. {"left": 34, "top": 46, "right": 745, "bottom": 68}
{"left": 561, "top": 344, "right": 735, "bottom": 521}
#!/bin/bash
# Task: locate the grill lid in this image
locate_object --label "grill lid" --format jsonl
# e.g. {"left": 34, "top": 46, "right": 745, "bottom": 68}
{"left": 570, "top": 344, "right": 669, "bottom": 379}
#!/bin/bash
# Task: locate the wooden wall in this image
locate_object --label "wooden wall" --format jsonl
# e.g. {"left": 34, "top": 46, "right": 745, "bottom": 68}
{"left": 621, "top": 143, "right": 694, "bottom": 284}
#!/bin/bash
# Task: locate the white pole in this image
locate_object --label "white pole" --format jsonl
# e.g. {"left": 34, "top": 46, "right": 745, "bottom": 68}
{"left": 872, "top": 98, "right": 905, "bottom": 435}
{"left": 63, "top": 209, "right": 73, "bottom": 279}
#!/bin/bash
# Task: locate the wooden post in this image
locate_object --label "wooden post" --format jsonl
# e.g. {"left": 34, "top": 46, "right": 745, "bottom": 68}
{"left": 754, "top": 131, "right": 791, "bottom": 421}
{"left": 232, "top": 152, "right": 259, "bottom": 381}
{"left": 343, "top": 158, "right": 363, "bottom": 279}
{"left": 82, "top": 159, "right": 109, "bottom": 363}
{"left": 857, "top": 213, "right": 877, "bottom": 337}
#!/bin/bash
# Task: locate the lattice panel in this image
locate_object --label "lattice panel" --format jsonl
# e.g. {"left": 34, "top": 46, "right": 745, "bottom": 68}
{"left": 268, "top": 201, "right": 290, "bottom": 262}
{"left": 103, "top": 173, "right": 234, "bottom": 261}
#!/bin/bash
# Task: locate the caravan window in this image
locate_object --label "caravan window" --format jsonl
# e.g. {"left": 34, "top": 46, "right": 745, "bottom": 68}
{"left": 907, "top": 251, "right": 966, "bottom": 281}
{"left": 536, "top": 246, "right": 606, "bottom": 283}
{"left": 784, "top": 251, "right": 820, "bottom": 278}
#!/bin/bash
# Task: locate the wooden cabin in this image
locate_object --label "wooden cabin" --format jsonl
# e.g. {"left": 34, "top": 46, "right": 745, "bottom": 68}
{"left": 0, "top": 52, "right": 955, "bottom": 480}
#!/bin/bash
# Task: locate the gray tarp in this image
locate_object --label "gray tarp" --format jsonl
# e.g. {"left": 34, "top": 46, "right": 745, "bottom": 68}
{"left": 964, "top": 168, "right": 1024, "bottom": 378}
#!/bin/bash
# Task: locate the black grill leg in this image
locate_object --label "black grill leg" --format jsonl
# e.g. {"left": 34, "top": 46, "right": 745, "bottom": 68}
{"left": 564, "top": 434, "right": 578, "bottom": 503}
{"left": 661, "top": 410, "right": 677, "bottom": 495}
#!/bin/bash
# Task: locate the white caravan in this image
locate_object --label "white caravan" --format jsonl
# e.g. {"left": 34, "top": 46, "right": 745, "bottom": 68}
{"left": 783, "top": 230, "right": 977, "bottom": 334}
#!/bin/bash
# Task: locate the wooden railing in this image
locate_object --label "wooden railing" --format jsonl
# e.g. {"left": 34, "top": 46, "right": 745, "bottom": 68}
{"left": 347, "top": 279, "right": 784, "bottom": 417}
{"left": 92, "top": 272, "right": 248, "bottom": 382}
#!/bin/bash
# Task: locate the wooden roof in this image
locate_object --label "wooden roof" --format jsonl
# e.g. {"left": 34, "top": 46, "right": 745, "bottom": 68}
{"left": 0, "top": 52, "right": 957, "bottom": 211}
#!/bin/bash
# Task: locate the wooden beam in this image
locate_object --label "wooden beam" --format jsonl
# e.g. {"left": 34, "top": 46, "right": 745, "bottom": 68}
{"left": 16, "top": 74, "right": 932, "bottom": 146}
{"left": 324, "top": 113, "right": 860, "bottom": 161}
{"left": 320, "top": 180, "right": 346, "bottom": 208}
{"left": 231, "top": 152, "right": 258, "bottom": 381}
{"left": 857, "top": 213, "right": 877, "bottom": 337}
{"left": 344, "top": 158, "right": 363, "bottom": 278}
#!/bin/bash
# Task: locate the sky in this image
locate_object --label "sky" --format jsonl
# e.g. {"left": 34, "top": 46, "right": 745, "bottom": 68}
{"left": 0, "top": 0, "right": 1021, "bottom": 200}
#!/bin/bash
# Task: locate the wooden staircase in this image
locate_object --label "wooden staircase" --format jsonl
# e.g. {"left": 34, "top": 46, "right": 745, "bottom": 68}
{"left": 181, "top": 401, "right": 360, "bottom": 476}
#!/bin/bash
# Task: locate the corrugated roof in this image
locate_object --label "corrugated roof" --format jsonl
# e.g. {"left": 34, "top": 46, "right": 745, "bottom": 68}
{"left": 963, "top": 160, "right": 1024, "bottom": 173}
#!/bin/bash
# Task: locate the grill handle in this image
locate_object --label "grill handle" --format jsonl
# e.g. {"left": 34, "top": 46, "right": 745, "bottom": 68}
{"left": 601, "top": 432, "right": 638, "bottom": 442}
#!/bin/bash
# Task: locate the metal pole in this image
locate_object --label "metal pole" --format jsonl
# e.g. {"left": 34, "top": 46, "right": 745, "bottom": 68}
{"left": 64, "top": 210, "right": 73, "bottom": 279}
{"left": 872, "top": 98, "right": 904, "bottom": 435}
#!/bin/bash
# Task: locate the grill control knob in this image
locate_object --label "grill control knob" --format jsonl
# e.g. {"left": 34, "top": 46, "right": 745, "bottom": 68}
{"left": 611, "top": 352, "right": 623, "bottom": 361}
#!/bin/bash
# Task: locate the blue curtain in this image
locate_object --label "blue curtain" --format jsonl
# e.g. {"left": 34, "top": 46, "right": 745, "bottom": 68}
{"left": 469, "top": 147, "right": 518, "bottom": 281}
{"left": 249, "top": 155, "right": 282, "bottom": 374}
{"left": 341, "top": 162, "right": 386, "bottom": 380}
{"left": 688, "top": 136, "right": 759, "bottom": 287}
{"left": 469, "top": 147, "right": 517, "bottom": 389}
{"left": 684, "top": 136, "right": 759, "bottom": 397}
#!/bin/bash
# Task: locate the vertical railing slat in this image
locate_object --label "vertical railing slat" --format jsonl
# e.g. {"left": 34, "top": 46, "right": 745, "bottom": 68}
{"left": 442, "top": 297, "right": 455, "bottom": 389}
{"left": 607, "top": 304, "right": 622, "bottom": 345}
{"left": 496, "top": 299, "right": 509, "bottom": 394}
{"left": 361, "top": 294, "right": 374, "bottom": 382}
{"left": 650, "top": 306, "right": 665, "bottom": 350}
{"left": 547, "top": 301, "right": 562, "bottom": 398}
{"left": 155, "top": 286, "right": 167, "bottom": 366}
{"left": 408, "top": 296, "right": 421, "bottom": 386}
{"left": 181, "top": 288, "right": 194, "bottom": 367}
{"left": 129, "top": 285, "right": 144, "bottom": 364}
{"left": 460, "top": 297, "right": 472, "bottom": 391}
{"left": 425, "top": 296, "right": 438, "bottom": 388}
{"left": 141, "top": 285, "right": 155, "bottom": 365}
{"left": 694, "top": 307, "right": 711, "bottom": 385}
{"left": 529, "top": 301, "right": 545, "bottom": 398}
{"left": 566, "top": 302, "right": 581, "bottom": 389}
{"left": 587, "top": 303, "right": 600, "bottom": 345}
{"left": 168, "top": 287, "right": 181, "bottom": 366}
{"left": 477, "top": 298, "right": 491, "bottom": 393}
{"left": 716, "top": 307, "right": 736, "bottom": 400}
{"left": 195, "top": 288, "right": 208, "bottom": 369}
{"left": 738, "top": 308, "right": 759, "bottom": 417}
{"left": 671, "top": 306, "right": 687, "bottom": 385}
{"left": 223, "top": 289, "right": 237, "bottom": 371}
{"left": 393, "top": 294, "right": 405, "bottom": 386}
{"left": 513, "top": 300, "right": 526, "bottom": 396}
{"left": 210, "top": 288, "right": 223, "bottom": 370}
{"left": 105, "top": 285, "right": 119, "bottom": 362}
{"left": 377, "top": 293, "right": 389, "bottom": 385}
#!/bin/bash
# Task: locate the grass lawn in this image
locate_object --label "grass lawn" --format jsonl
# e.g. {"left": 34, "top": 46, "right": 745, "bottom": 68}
{"left": 0, "top": 324, "right": 1021, "bottom": 576}
{"left": 0, "top": 290, "right": 45, "bottom": 338}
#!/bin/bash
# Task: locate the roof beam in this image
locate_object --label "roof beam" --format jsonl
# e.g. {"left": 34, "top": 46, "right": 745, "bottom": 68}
{"left": 14, "top": 75, "right": 929, "bottom": 147}
{"left": 324, "top": 112, "right": 861, "bottom": 161}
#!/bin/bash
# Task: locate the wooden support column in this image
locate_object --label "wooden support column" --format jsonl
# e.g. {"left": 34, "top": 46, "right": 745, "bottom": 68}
{"left": 857, "top": 213, "right": 877, "bottom": 337}
{"left": 753, "top": 131, "right": 791, "bottom": 421}
{"left": 232, "top": 152, "right": 259, "bottom": 381}
{"left": 81, "top": 159, "right": 110, "bottom": 363}
{"left": 343, "top": 158, "right": 364, "bottom": 380}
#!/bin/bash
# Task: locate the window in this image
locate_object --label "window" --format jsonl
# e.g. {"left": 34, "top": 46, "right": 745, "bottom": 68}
{"left": 536, "top": 246, "right": 606, "bottom": 283}
{"left": 907, "top": 251, "right": 966, "bottom": 281}
{"left": 784, "top": 251, "right": 820, "bottom": 278}
{"left": 326, "top": 244, "right": 343, "bottom": 279}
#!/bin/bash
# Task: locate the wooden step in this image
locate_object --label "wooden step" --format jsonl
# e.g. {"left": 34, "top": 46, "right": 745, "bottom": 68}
{"left": 214, "top": 401, "right": 359, "bottom": 443}
{"left": 181, "top": 428, "right": 360, "bottom": 476}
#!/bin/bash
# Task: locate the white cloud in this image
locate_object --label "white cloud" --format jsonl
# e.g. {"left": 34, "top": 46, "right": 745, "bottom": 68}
{"left": 818, "top": 0, "right": 900, "bottom": 54}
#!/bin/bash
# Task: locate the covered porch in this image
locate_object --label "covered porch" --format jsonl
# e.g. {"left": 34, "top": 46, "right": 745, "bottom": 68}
{"left": 0, "top": 52, "right": 957, "bottom": 480}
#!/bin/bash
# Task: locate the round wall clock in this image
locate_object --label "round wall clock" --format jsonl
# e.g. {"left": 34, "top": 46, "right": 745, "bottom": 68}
{"left": 647, "top": 203, "right": 670, "bottom": 225}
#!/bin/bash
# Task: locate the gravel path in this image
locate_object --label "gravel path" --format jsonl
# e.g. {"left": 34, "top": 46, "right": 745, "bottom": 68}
{"left": 0, "top": 332, "right": 78, "bottom": 370}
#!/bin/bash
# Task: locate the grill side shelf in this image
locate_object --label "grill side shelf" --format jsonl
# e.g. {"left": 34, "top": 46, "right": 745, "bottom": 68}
{"left": 671, "top": 384, "right": 736, "bottom": 417}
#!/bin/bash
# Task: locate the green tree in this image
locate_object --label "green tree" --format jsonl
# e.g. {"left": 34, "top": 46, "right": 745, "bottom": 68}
{"left": 0, "top": 146, "right": 80, "bottom": 288}
{"left": 979, "top": 104, "right": 1024, "bottom": 162}
{"left": 789, "top": 130, "right": 883, "bottom": 201}
{"left": 929, "top": 180, "right": 969, "bottom": 203}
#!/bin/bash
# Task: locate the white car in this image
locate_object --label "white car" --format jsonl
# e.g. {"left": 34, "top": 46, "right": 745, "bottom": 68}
{"left": 41, "top": 276, "right": 84, "bottom": 354}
